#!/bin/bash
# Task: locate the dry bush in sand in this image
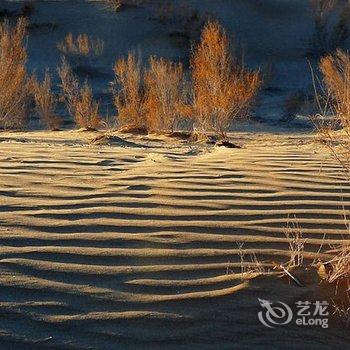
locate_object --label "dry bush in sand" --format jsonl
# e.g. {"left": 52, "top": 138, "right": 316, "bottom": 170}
{"left": 328, "top": 243, "right": 350, "bottom": 283}
{"left": 0, "top": 18, "right": 31, "bottom": 130}
{"left": 309, "top": 0, "right": 350, "bottom": 56}
{"left": 74, "top": 83, "right": 100, "bottom": 130}
{"left": 191, "top": 21, "right": 261, "bottom": 140}
{"left": 236, "top": 242, "right": 266, "bottom": 278}
{"left": 320, "top": 49, "right": 350, "bottom": 129}
{"left": 321, "top": 235, "right": 350, "bottom": 321}
{"left": 58, "top": 59, "right": 100, "bottom": 130}
{"left": 284, "top": 219, "right": 306, "bottom": 268}
{"left": 57, "top": 33, "right": 104, "bottom": 68}
{"left": 113, "top": 52, "right": 146, "bottom": 132}
{"left": 144, "top": 57, "right": 186, "bottom": 133}
{"left": 32, "top": 70, "right": 61, "bottom": 130}
{"left": 312, "top": 50, "right": 350, "bottom": 319}
{"left": 314, "top": 49, "right": 350, "bottom": 173}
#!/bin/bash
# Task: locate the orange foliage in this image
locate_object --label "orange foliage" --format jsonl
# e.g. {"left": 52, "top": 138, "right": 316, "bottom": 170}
{"left": 114, "top": 53, "right": 146, "bottom": 131}
{"left": 191, "top": 21, "right": 261, "bottom": 139}
{"left": 0, "top": 19, "right": 30, "bottom": 130}
{"left": 144, "top": 57, "right": 186, "bottom": 133}
{"left": 57, "top": 33, "right": 104, "bottom": 58}
{"left": 320, "top": 49, "right": 350, "bottom": 129}
{"left": 32, "top": 70, "right": 61, "bottom": 130}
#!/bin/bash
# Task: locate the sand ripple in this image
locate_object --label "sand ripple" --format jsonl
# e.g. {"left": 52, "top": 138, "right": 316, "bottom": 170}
{"left": 0, "top": 132, "right": 349, "bottom": 349}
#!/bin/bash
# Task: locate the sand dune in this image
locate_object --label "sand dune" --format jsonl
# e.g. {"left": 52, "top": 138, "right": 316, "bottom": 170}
{"left": 0, "top": 131, "right": 349, "bottom": 349}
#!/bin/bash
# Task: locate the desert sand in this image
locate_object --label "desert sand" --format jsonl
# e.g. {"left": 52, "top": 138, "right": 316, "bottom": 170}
{"left": 0, "top": 131, "right": 349, "bottom": 349}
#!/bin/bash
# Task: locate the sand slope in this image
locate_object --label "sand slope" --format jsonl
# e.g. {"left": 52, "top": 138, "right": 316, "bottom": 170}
{"left": 0, "top": 131, "right": 349, "bottom": 349}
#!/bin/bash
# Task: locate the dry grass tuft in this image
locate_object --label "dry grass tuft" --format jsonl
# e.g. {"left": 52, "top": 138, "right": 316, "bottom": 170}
{"left": 191, "top": 20, "right": 261, "bottom": 140}
{"left": 32, "top": 70, "right": 61, "bottom": 130}
{"left": 236, "top": 242, "right": 266, "bottom": 279}
{"left": 0, "top": 18, "right": 30, "bottom": 130}
{"left": 320, "top": 239, "right": 350, "bottom": 320}
{"left": 58, "top": 58, "right": 100, "bottom": 130}
{"left": 58, "top": 33, "right": 104, "bottom": 57}
{"left": 328, "top": 244, "right": 350, "bottom": 283}
{"left": 284, "top": 218, "right": 306, "bottom": 268}
{"left": 324, "top": 214, "right": 350, "bottom": 285}
{"left": 113, "top": 52, "right": 146, "bottom": 131}
{"left": 144, "top": 56, "right": 186, "bottom": 133}
{"left": 57, "top": 33, "right": 104, "bottom": 68}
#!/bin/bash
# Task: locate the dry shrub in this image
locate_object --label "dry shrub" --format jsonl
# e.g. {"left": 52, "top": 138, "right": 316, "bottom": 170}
{"left": 312, "top": 50, "right": 350, "bottom": 318}
{"left": 236, "top": 242, "right": 266, "bottom": 278}
{"left": 113, "top": 52, "right": 146, "bottom": 131}
{"left": 328, "top": 244, "right": 350, "bottom": 283}
{"left": 321, "top": 239, "right": 350, "bottom": 320}
{"left": 144, "top": 57, "right": 186, "bottom": 133}
{"left": 320, "top": 49, "right": 350, "bottom": 129}
{"left": 313, "top": 50, "right": 350, "bottom": 174}
{"left": 58, "top": 59, "right": 100, "bottom": 130}
{"left": 191, "top": 21, "right": 261, "bottom": 139}
{"left": 315, "top": 51, "right": 350, "bottom": 234}
{"left": 284, "top": 218, "right": 306, "bottom": 268}
{"left": 309, "top": 0, "right": 350, "bottom": 56}
{"left": 75, "top": 83, "right": 100, "bottom": 130}
{"left": 58, "top": 33, "right": 104, "bottom": 57}
{"left": 57, "top": 33, "right": 104, "bottom": 67}
{"left": 0, "top": 18, "right": 30, "bottom": 130}
{"left": 58, "top": 58, "right": 79, "bottom": 116}
{"left": 32, "top": 70, "right": 61, "bottom": 130}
